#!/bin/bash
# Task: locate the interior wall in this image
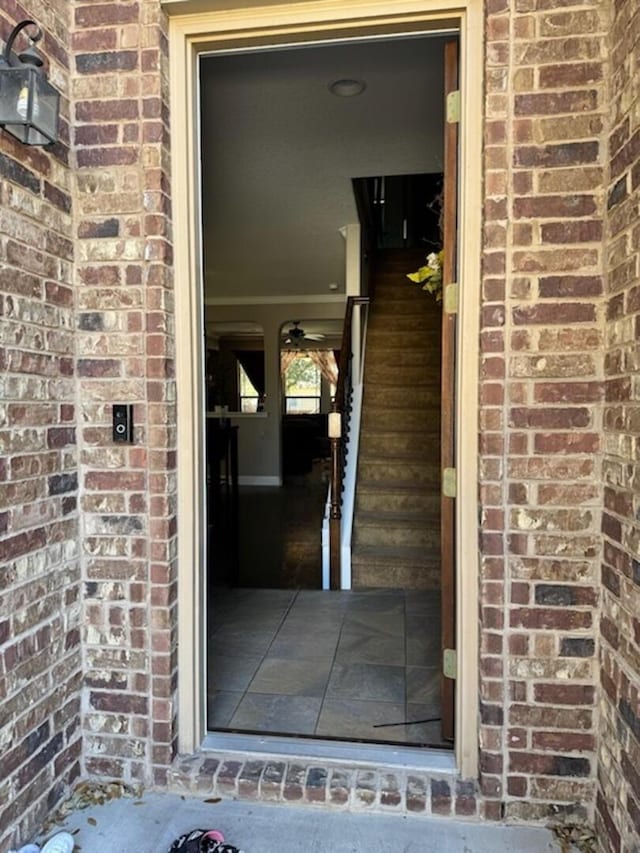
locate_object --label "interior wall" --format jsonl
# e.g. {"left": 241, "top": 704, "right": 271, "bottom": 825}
{"left": 199, "top": 37, "right": 444, "bottom": 300}
{"left": 207, "top": 301, "right": 345, "bottom": 479}
{"left": 0, "top": 3, "right": 79, "bottom": 849}
{"left": 597, "top": 0, "right": 640, "bottom": 847}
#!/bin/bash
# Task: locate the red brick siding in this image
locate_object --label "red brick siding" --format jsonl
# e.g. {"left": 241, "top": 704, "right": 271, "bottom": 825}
{"left": 3, "top": 0, "right": 634, "bottom": 845}
{"left": 67, "top": 0, "right": 611, "bottom": 825}
{"left": 480, "top": 0, "right": 608, "bottom": 822}
{"left": 0, "top": 2, "right": 79, "bottom": 850}
{"left": 72, "top": 0, "right": 177, "bottom": 789}
{"left": 598, "top": 0, "right": 640, "bottom": 848}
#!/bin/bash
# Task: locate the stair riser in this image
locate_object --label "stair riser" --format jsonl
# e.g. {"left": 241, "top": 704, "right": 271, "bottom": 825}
{"left": 359, "top": 433, "right": 440, "bottom": 456}
{"left": 365, "top": 331, "right": 441, "bottom": 349}
{"left": 371, "top": 299, "right": 439, "bottom": 317}
{"left": 358, "top": 461, "right": 440, "bottom": 485}
{"left": 354, "top": 525, "right": 441, "bottom": 549}
{"left": 368, "top": 316, "right": 441, "bottom": 332}
{"left": 352, "top": 562, "right": 441, "bottom": 591}
{"left": 364, "top": 387, "right": 441, "bottom": 408}
{"left": 367, "top": 333, "right": 441, "bottom": 349}
{"left": 372, "top": 285, "right": 435, "bottom": 302}
{"left": 356, "top": 491, "right": 441, "bottom": 514}
{"left": 365, "top": 349, "right": 440, "bottom": 367}
{"left": 365, "top": 364, "right": 439, "bottom": 385}
{"left": 361, "top": 410, "right": 438, "bottom": 430}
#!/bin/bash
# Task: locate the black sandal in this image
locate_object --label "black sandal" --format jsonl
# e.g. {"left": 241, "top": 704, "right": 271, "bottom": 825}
{"left": 168, "top": 829, "right": 244, "bottom": 853}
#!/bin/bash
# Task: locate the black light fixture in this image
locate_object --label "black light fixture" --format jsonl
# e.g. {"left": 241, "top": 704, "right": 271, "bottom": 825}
{"left": 0, "top": 19, "right": 59, "bottom": 146}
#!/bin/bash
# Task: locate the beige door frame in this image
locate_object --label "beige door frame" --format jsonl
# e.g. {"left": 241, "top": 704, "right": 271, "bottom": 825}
{"left": 167, "top": 0, "right": 483, "bottom": 779}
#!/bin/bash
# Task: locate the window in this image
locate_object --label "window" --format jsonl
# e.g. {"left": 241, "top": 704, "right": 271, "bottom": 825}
{"left": 205, "top": 322, "right": 265, "bottom": 414}
{"left": 283, "top": 353, "right": 321, "bottom": 414}
{"left": 238, "top": 364, "right": 259, "bottom": 412}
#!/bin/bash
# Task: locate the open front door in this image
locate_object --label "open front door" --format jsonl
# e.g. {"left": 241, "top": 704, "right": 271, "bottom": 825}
{"left": 440, "top": 39, "right": 459, "bottom": 743}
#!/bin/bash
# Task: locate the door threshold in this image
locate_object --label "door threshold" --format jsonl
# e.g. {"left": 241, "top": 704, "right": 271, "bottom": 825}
{"left": 202, "top": 731, "right": 456, "bottom": 773}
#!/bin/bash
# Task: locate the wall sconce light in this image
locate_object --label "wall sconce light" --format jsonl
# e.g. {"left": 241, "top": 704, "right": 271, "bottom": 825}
{"left": 0, "top": 20, "right": 59, "bottom": 146}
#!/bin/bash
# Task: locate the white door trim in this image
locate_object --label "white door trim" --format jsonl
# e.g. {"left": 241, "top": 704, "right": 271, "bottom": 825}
{"left": 167, "top": 0, "right": 482, "bottom": 779}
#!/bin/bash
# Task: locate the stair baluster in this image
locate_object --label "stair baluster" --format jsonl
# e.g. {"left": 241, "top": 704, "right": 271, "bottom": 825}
{"left": 329, "top": 295, "right": 369, "bottom": 589}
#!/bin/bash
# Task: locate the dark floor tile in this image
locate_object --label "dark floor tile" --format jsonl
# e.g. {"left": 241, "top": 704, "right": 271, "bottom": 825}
{"left": 208, "top": 653, "right": 263, "bottom": 692}
{"left": 206, "top": 572, "right": 448, "bottom": 748}
{"left": 207, "top": 690, "right": 243, "bottom": 728}
{"left": 326, "top": 662, "right": 405, "bottom": 703}
{"left": 291, "top": 590, "right": 351, "bottom": 610}
{"left": 336, "top": 625, "right": 405, "bottom": 666}
{"left": 315, "top": 699, "right": 408, "bottom": 743}
{"left": 406, "top": 666, "right": 440, "bottom": 708}
{"left": 230, "top": 693, "right": 322, "bottom": 735}
{"left": 406, "top": 623, "right": 440, "bottom": 667}
{"left": 248, "top": 657, "right": 332, "bottom": 697}
{"left": 213, "top": 628, "right": 278, "bottom": 657}
{"left": 345, "top": 591, "right": 405, "bottom": 612}
{"left": 405, "top": 705, "right": 449, "bottom": 747}
{"left": 405, "top": 590, "right": 441, "bottom": 614}
{"left": 268, "top": 632, "right": 339, "bottom": 661}
{"left": 277, "top": 615, "right": 344, "bottom": 638}
{"left": 342, "top": 609, "right": 405, "bottom": 637}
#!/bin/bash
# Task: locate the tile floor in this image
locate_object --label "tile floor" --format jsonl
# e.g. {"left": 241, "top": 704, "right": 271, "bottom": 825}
{"left": 207, "top": 587, "right": 448, "bottom": 748}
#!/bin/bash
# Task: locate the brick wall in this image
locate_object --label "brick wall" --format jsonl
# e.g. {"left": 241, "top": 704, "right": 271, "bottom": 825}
{"left": 0, "top": 2, "right": 80, "bottom": 850}
{"left": 4, "top": 0, "right": 638, "bottom": 847}
{"left": 479, "top": 0, "right": 608, "bottom": 823}
{"left": 71, "top": 0, "right": 177, "bottom": 788}
{"left": 597, "top": 0, "right": 640, "bottom": 847}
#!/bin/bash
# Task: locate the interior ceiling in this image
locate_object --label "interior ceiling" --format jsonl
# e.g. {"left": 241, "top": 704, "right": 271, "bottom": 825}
{"left": 206, "top": 318, "right": 344, "bottom": 344}
{"left": 200, "top": 35, "right": 446, "bottom": 301}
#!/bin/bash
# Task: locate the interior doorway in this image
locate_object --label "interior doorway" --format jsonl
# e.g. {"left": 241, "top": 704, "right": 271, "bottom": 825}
{"left": 199, "top": 31, "right": 455, "bottom": 749}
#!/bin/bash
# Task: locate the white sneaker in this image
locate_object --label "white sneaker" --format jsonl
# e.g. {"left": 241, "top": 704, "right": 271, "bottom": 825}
{"left": 40, "top": 833, "right": 74, "bottom": 853}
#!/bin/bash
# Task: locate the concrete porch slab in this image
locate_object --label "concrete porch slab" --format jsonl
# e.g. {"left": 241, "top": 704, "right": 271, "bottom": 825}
{"left": 50, "top": 792, "right": 557, "bottom": 852}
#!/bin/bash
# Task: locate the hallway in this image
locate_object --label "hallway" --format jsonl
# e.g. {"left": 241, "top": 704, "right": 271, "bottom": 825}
{"left": 208, "top": 462, "right": 328, "bottom": 590}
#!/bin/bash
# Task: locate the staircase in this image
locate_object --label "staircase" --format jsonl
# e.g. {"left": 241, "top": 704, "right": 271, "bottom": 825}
{"left": 351, "top": 249, "right": 442, "bottom": 590}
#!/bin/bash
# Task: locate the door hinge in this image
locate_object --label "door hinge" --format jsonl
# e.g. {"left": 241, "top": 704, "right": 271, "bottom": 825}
{"left": 446, "top": 90, "right": 460, "bottom": 124}
{"left": 443, "top": 648, "right": 457, "bottom": 680}
{"left": 444, "top": 282, "right": 458, "bottom": 314}
{"left": 442, "top": 467, "right": 456, "bottom": 498}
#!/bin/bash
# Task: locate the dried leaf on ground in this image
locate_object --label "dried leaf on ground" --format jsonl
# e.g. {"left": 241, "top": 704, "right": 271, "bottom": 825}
{"left": 42, "top": 780, "right": 144, "bottom": 833}
{"left": 549, "top": 822, "right": 597, "bottom": 853}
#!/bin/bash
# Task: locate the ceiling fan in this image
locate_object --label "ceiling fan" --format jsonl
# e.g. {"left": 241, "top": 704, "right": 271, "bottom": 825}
{"left": 283, "top": 321, "right": 325, "bottom": 346}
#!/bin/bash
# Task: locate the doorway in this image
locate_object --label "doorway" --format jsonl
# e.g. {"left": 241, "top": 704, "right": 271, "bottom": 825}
{"left": 200, "top": 34, "right": 453, "bottom": 748}
{"left": 170, "top": 0, "right": 482, "bottom": 776}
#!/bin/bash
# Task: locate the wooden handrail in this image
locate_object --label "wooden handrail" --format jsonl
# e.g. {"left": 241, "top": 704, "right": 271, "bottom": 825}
{"left": 329, "top": 295, "right": 370, "bottom": 589}
{"left": 334, "top": 295, "right": 369, "bottom": 413}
